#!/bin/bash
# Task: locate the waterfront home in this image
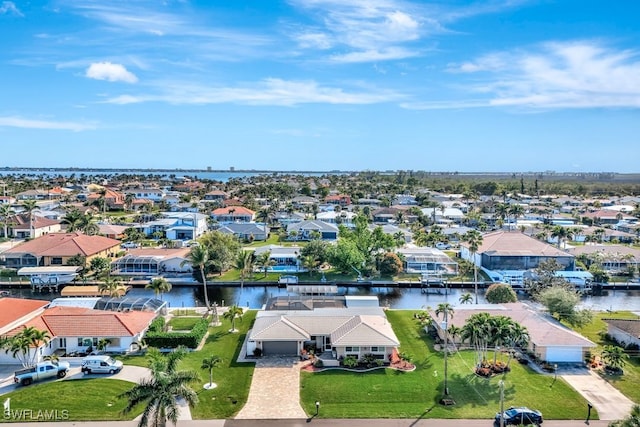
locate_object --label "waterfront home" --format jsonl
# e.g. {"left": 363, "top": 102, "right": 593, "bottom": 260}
{"left": 316, "top": 210, "right": 356, "bottom": 227}
{"left": 253, "top": 245, "right": 304, "bottom": 272}
{"left": 429, "top": 302, "right": 596, "bottom": 363}
{"left": 141, "top": 212, "right": 208, "bottom": 241}
{"left": 397, "top": 246, "right": 458, "bottom": 275}
{"left": 2, "top": 213, "right": 62, "bottom": 239}
{"left": 246, "top": 296, "right": 399, "bottom": 363}
{"left": 565, "top": 244, "right": 640, "bottom": 275}
{"left": 604, "top": 319, "right": 640, "bottom": 348}
{"left": 1, "top": 232, "right": 121, "bottom": 269}
{"left": 287, "top": 220, "right": 339, "bottom": 241}
{"left": 218, "top": 223, "right": 269, "bottom": 242}
{"left": 86, "top": 187, "right": 126, "bottom": 210}
{"left": 110, "top": 247, "right": 193, "bottom": 276}
{"left": 211, "top": 206, "right": 255, "bottom": 223}
{"left": 460, "top": 230, "right": 575, "bottom": 272}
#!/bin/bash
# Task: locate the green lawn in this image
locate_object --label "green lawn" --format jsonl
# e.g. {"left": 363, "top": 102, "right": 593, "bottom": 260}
{"left": 168, "top": 316, "right": 202, "bottom": 330}
{"left": 300, "top": 310, "right": 594, "bottom": 419}
{"left": 2, "top": 379, "right": 142, "bottom": 421}
{"left": 120, "top": 310, "right": 257, "bottom": 419}
{"left": 572, "top": 311, "right": 640, "bottom": 403}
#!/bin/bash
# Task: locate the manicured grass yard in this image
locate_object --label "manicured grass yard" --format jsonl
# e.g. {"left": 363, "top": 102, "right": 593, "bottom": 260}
{"left": 572, "top": 310, "right": 640, "bottom": 403}
{"left": 301, "top": 310, "right": 593, "bottom": 419}
{"left": 168, "top": 316, "right": 202, "bottom": 330}
{"left": 2, "top": 379, "right": 142, "bottom": 421}
{"left": 121, "top": 310, "right": 257, "bottom": 419}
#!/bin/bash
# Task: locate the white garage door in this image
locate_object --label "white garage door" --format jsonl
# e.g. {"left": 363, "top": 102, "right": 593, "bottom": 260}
{"left": 546, "top": 346, "right": 583, "bottom": 363}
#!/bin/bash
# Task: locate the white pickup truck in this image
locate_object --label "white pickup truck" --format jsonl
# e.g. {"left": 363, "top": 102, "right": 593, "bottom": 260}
{"left": 14, "top": 361, "right": 70, "bottom": 386}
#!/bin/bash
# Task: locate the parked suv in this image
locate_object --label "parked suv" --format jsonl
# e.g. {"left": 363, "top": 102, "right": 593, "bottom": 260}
{"left": 81, "top": 355, "right": 123, "bottom": 374}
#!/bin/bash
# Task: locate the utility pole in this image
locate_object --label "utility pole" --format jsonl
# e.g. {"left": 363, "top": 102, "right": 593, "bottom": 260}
{"left": 499, "top": 379, "right": 505, "bottom": 427}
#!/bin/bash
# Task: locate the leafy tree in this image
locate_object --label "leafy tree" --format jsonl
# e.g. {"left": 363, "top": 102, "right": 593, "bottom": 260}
{"left": 198, "top": 231, "right": 241, "bottom": 274}
{"left": 485, "top": 283, "right": 518, "bottom": 304}
{"left": 201, "top": 355, "right": 222, "bottom": 388}
{"left": 524, "top": 259, "right": 574, "bottom": 297}
{"left": 120, "top": 347, "right": 199, "bottom": 427}
{"left": 300, "top": 239, "right": 329, "bottom": 265}
{"left": 608, "top": 404, "right": 640, "bottom": 427}
{"left": 327, "top": 238, "right": 367, "bottom": 275}
{"left": 538, "top": 286, "right": 593, "bottom": 327}
{"left": 90, "top": 256, "right": 111, "bottom": 278}
{"left": 146, "top": 277, "right": 172, "bottom": 300}
{"left": 378, "top": 252, "right": 403, "bottom": 276}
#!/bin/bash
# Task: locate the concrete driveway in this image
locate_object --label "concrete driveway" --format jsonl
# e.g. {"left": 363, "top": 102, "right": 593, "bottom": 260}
{"left": 561, "top": 369, "right": 635, "bottom": 420}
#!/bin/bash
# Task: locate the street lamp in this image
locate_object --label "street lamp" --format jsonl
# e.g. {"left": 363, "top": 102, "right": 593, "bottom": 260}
{"left": 441, "top": 319, "right": 449, "bottom": 397}
{"left": 315, "top": 401, "right": 320, "bottom": 416}
{"left": 498, "top": 380, "right": 505, "bottom": 427}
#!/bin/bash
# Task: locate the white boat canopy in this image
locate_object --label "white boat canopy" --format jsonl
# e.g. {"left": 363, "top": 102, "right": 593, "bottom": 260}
{"left": 17, "top": 266, "right": 81, "bottom": 276}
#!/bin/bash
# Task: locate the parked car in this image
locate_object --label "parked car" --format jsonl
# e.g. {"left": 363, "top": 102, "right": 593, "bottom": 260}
{"left": 435, "top": 242, "right": 451, "bottom": 250}
{"left": 81, "top": 355, "right": 123, "bottom": 374}
{"left": 495, "top": 406, "right": 543, "bottom": 426}
{"left": 14, "top": 361, "right": 70, "bottom": 386}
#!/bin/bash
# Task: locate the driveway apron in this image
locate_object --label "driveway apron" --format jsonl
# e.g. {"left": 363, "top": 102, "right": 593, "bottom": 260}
{"left": 235, "top": 357, "right": 308, "bottom": 419}
{"left": 561, "top": 370, "right": 635, "bottom": 420}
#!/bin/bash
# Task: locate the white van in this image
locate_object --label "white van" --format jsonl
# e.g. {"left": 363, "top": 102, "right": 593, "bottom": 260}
{"left": 81, "top": 355, "right": 123, "bottom": 374}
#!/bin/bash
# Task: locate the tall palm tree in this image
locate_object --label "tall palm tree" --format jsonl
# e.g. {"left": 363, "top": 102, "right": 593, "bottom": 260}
{"left": 146, "top": 277, "right": 172, "bottom": 301}
{"left": 181, "top": 245, "right": 210, "bottom": 311}
{"left": 99, "top": 277, "right": 122, "bottom": 297}
{"left": 435, "top": 303, "right": 454, "bottom": 396}
{"left": 4, "top": 326, "right": 51, "bottom": 367}
{"left": 201, "top": 355, "right": 222, "bottom": 388}
{"left": 0, "top": 203, "right": 14, "bottom": 238}
{"left": 550, "top": 225, "right": 572, "bottom": 249}
{"left": 461, "top": 312, "right": 492, "bottom": 368}
{"left": 21, "top": 200, "right": 38, "bottom": 239}
{"left": 234, "top": 250, "right": 253, "bottom": 304}
{"left": 255, "top": 250, "right": 275, "bottom": 277}
{"left": 464, "top": 230, "right": 483, "bottom": 304}
{"left": 508, "top": 204, "right": 525, "bottom": 229}
{"left": 489, "top": 315, "right": 513, "bottom": 366}
{"left": 223, "top": 305, "right": 244, "bottom": 332}
{"left": 120, "top": 347, "right": 199, "bottom": 427}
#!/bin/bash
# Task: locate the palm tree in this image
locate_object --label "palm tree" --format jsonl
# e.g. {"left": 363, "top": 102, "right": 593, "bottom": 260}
{"left": 99, "top": 277, "right": 122, "bottom": 297}
{"left": 21, "top": 200, "right": 38, "bottom": 239}
{"left": 234, "top": 250, "right": 254, "bottom": 304}
{"left": 223, "top": 305, "right": 244, "bottom": 332}
{"left": 97, "top": 338, "right": 112, "bottom": 353}
{"left": 181, "top": 245, "right": 210, "bottom": 311}
{"left": 461, "top": 312, "right": 492, "bottom": 368}
{"left": 489, "top": 315, "right": 513, "bottom": 366}
{"left": 200, "top": 355, "right": 222, "bottom": 389}
{"left": 447, "top": 325, "right": 462, "bottom": 350}
{"left": 435, "top": 303, "right": 454, "bottom": 397}
{"left": 550, "top": 225, "right": 572, "bottom": 249}
{"left": 4, "top": 326, "right": 51, "bottom": 367}
{"left": 0, "top": 203, "right": 14, "bottom": 238}
{"left": 601, "top": 345, "right": 629, "bottom": 372}
{"left": 146, "top": 277, "right": 172, "bottom": 300}
{"left": 255, "top": 250, "right": 275, "bottom": 277}
{"left": 508, "top": 204, "right": 525, "bottom": 229}
{"left": 120, "top": 347, "right": 199, "bottom": 427}
{"left": 464, "top": 230, "right": 483, "bottom": 304}
{"left": 458, "top": 292, "right": 473, "bottom": 304}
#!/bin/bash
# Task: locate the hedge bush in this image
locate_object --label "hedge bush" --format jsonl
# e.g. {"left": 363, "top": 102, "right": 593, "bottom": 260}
{"left": 145, "top": 318, "right": 208, "bottom": 349}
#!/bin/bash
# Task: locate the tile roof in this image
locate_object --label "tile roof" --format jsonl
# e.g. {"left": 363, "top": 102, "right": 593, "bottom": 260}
{"left": 10, "top": 214, "right": 61, "bottom": 230}
{"left": 3, "top": 232, "right": 121, "bottom": 257}
{"left": 11, "top": 306, "right": 156, "bottom": 338}
{"left": 0, "top": 298, "right": 49, "bottom": 330}
{"left": 468, "top": 231, "right": 571, "bottom": 257}
{"left": 212, "top": 206, "right": 255, "bottom": 216}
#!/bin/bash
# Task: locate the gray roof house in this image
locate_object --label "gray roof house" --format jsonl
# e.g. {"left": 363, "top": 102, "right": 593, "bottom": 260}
{"left": 604, "top": 319, "right": 640, "bottom": 347}
{"left": 287, "top": 220, "right": 339, "bottom": 241}
{"left": 218, "top": 223, "right": 269, "bottom": 242}
{"left": 246, "top": 300, "right": 400, "bottom": 365}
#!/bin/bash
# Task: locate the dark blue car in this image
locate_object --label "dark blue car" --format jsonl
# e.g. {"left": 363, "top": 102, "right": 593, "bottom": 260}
{"left": 495, "top": 406, "right": 543, "bottom": 426}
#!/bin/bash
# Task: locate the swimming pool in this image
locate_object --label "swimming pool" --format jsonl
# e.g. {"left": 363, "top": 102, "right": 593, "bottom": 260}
{"left": 267, "top": 265, "right": 305, "bottom": 273}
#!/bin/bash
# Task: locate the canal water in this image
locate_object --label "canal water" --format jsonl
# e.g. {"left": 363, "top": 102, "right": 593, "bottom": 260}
{"left": 7, "top": 285, "right": 640, "bottom": 312}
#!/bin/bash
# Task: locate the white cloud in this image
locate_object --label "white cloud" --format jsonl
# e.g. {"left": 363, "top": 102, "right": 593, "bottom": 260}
{"left": 85, "top": 62, "right": 138, "bottom": 83}
{"left": 103, "top": 78, "right": 404, "bottom": 106}
{"left": 0, "top": 1, "right": 22, "bottom": 16}
{"left": 432, "top": 41, "right": 640, "bottom": 110}
{"left": 0, "top": 116, "right": 95, "bottom": 131}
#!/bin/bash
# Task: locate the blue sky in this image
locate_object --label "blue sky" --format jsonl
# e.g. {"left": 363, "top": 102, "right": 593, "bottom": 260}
{"left": 1, "top": 0, "right": 639, "bottom": 172}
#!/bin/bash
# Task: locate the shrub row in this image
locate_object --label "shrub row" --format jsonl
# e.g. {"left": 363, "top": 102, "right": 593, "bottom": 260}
{"left": 145, "top": 318, "right": 208, "bottom": 349}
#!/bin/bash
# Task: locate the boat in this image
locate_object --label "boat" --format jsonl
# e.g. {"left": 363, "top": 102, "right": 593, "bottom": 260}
{"left": 18, "top": 266, "right": 81, "bottom": 291}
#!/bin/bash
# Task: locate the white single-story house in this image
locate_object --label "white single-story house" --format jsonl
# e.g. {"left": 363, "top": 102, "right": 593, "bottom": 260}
{"left": 110, "top": 247, "right": 193, "bottom": 276}
{"left": 429, "top": 302, "right": 596, "bottom": 364}
{"left": 253, "top": 245, "right": 304, "bottom": 272}
{"left": 604, "top": 319, "right": 640, "bottom": 348}
{"left": 247, "top": 297, "right": 399, "bottom": 365}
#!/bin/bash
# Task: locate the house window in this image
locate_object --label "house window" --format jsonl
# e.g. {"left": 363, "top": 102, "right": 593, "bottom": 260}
{"left": 371, "top": 346, "right": 381, "bottom": 352}
{"left": 51, "top": 257, "right": 63, "bottom": 265}
{"left": 59, "top": 338, "right": 66, "bottom": 348}
{"left": 345, "top": 346, "right": 360, "bottom": 352}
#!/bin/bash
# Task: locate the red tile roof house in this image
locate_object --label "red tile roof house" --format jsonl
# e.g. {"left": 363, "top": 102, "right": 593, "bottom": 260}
{"left": 1, "top": 232, "right": 122, "bottom": 269}
{"left": 211, "top": 206, "right": 255, "bottom": 223}
{"left": 1, "top": 305, "right": 157, "bottom": 363}
{"left": 428, "top": 302, "right": 596, "bottom": 364}
{"left": 86, "top": 188, "right": 126, "bottom": 210}
{"left": 4, "top": 213, "right": 62, "bottom": 239}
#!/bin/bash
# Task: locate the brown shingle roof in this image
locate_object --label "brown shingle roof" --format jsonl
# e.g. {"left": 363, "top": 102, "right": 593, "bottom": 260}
{"left": 605, "top": 319, "right": 640, "bottom": 338}
{"left": 3, "top": 232, "right": 121, "bottom": 257}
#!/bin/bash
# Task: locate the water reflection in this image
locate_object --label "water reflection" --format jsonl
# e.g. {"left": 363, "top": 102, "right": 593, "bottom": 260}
{"left": 6, "top": 285, "right": 640, "bottom": 312}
